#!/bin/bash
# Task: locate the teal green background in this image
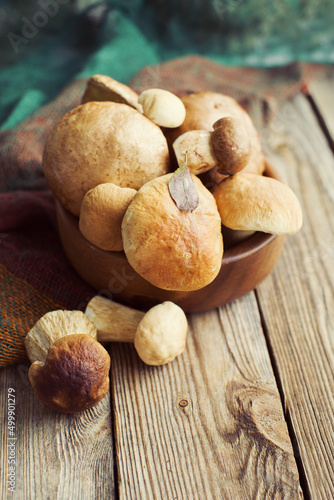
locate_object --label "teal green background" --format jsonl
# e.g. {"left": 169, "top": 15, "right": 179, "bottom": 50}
{"left": 1, "top": 0, "right": 333, "bottom": 129}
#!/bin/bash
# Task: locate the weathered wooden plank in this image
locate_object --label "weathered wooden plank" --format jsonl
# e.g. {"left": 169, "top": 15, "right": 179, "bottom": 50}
{"left": 307, "top": 66, "right": 334, "bottom": 140}
{"left": 110, "top": 293, "right": 302, "bottom": 499}
{"left": 0, "top": 362, "right": 115, "bottom": 500}
{"left": 257, "top": 93, "right": 334, "bottom": 499}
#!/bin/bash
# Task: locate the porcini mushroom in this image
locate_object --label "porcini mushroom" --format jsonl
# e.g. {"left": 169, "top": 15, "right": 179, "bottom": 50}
{"left": 164, "top": 91, "right": 265, "bottom": 176}
{"left": 43, "top": 101, "right": 170, "bottom": 215}
{"left": 79, "top": 183, "right": 137, "bottom": 251}
{"left": 25, "top": 311, "right": 110, "bottom": 413}
{"left": 138, "top": 89, "right": 186, "bottom": 128}
{"left": 85, "top": 296, "right": 188, "bottom": 366}
{"left": 172, "top": 117, "right": 252, "bottom": 176}
{"left": 213, "top": 173, "right": 303, "bottom": 235}
{"left": 121, "top": 173, "right": 224, "bottom": 291}
{"left": 211, "top": 117, "right": 251, "bottom": 175}
{"left": 82, "top": 74, "right": 143, "bottom": 112}
{"left": 173, "top": 130, "right": 217, "bottom": 175}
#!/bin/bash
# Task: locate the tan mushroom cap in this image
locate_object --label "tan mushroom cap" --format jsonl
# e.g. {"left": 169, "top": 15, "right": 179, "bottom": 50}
{"left": 122, "top": 174, "right": 224, "bottom": 291}
{"left": 138, "top": 89, "right": 186, "bottom": 128}
{"left": 25, "top": 310, "right": 97, "bottom": 364}
{"left": 134, "top": 302, "right": 188, "bottom": 365}
{"left": 43, "top": 101, "right": 170, "bottom": 215}
{"left": 79, "top": 183, "right": 137, "bottom": 251}
{"left": 164, "top": 91, "right": 265, "bottom": 176}
{"left": 82, "top": 74, "right": 142, "bottom": 112}
{"left": 28, "top": 334, "right": 110, "bottom": 413}
{"left": 213, "top": 173, "right": 303, "bottom": 235}
{"left": 173, "top": 130, "right": 218, "bottom": 174}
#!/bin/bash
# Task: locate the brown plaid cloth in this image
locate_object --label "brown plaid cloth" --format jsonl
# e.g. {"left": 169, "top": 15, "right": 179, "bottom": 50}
{"left": 0, "top": 56, "right": 314, "bottom": 367}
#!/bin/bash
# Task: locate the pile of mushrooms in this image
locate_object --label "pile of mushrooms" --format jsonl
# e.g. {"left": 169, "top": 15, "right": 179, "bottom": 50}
{"left": 32, "top": 74, "right": 304, "bottom": 412}
{"left": 42, "top": 74, "right": 302, "bottom": 293}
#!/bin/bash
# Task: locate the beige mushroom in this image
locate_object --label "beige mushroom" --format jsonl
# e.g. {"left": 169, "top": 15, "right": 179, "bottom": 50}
{"left": 43, "top": 101, "right": 170, "bottom": 215}
{"left": 164, "top": 91, "right": 265, "bottom": 176}
{"left": 138, "top": 89, "right": 186, "bottom": 128}
{"left": 173, "top": 130, "right": 218, "bottom": 174}
{"left": 25, "top": 311, "right": 110, "bottom": 413}
{"left": 213, "top": 173, "right": 303, "bottom": 235}
{"left": 121, "top": 173, "right": 224, "bottom": 291}
{"left": 82, "top": 74, "right": 142, "bottom": 112}
{"left": 79, "top": 183, "right": 137, "bottom": 251}
{"left": 85, "top": 295, "right": 188, "bottom": 366}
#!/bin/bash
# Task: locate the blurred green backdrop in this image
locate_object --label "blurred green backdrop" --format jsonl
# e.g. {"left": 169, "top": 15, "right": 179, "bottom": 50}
{"left": 1, "top": 0, "right": 333, "bottom": 128}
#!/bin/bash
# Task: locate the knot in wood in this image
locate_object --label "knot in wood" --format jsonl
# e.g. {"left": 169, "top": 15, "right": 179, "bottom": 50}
{"left": 178, "top": 399, "right": 189, "bottom": 408}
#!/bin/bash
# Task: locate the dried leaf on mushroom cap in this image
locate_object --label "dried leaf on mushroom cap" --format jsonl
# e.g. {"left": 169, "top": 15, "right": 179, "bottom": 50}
{"left": 122, "top": 173, "right": 223, "bottom": 292}
{"left": 168, "top": 152, "right": 199, "bottom": 212}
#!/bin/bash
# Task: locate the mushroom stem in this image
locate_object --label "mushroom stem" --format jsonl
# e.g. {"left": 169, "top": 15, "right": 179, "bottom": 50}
{"left": 85, "top": 296, "right": 189, "bottom": 366}
{"left": 85, "top": 296, "right": 145, "bottom": 343}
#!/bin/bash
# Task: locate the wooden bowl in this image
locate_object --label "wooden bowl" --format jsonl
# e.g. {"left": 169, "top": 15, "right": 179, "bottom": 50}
{"left": 56, "top": 160, "right": 285, "bottom": 313}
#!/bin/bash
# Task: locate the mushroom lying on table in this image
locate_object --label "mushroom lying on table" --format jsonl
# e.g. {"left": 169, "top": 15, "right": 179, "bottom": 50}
{"left": 25, "top": 311, "right": 110, "bottom": 413}
{"left": 25, "top": 299, "right": 188, "bottom": 412}
{"left": 85, "top": 296, "right": 188, "bottom": 366}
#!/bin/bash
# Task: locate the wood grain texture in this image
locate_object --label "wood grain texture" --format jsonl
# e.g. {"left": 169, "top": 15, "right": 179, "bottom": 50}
{"left": 307, "top": 66, "right": 334, "bottom": 140}
{"left": 0, "top": 362, "right": 114, "bottom": 500}
{"left": 257, "top": 93, "right": 334, "bottom": 499}
{"left": 110, "top": 293, "right": 302, "bottom": 499}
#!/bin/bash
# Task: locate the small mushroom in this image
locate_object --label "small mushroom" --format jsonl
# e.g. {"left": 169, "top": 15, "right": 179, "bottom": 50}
{"left": 163, "top": 91, "right": 265, "bottom": 175}
{"left": 138, "top": 89, "right": 186, "bottom": 128}
{"left": 211, "top": 117, "right": 251, "bottom": 175}
{"left": 121, "top": 173, "right": 224, "bottom": 291}
{"left": 85, "top": 296, "right": 188, "bottom": 366}
{"left": 173, "top": 117, "right": 253, "bottom": 176}
{"left": 25, "top": 311, "right": 110, "bottom": 413}
{"left": 213, "top": 173, "right": 303, "bottom": 235}
{"left": 82, "top": 74, "right": 143, "bottom": 112}
{"left": 173, "top": 130, "right": 217, "bottom": 174}
{"left": 79, "top": 183, "right": 137, "bottom": 251}
{"left": 43, "top": 101, "right": 169, "bottom": 215}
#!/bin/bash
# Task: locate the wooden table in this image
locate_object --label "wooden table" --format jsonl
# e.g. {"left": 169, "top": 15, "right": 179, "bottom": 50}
{"left": 1, "top": 69, "right": 334, "bottom": 500}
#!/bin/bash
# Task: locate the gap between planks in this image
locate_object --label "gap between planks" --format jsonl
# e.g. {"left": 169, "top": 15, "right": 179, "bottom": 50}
{"left": 109, "top": 292, "right": 303, "bottom": 500}
{"left": 257, "top": 90, "right": 334, "bottom": 500}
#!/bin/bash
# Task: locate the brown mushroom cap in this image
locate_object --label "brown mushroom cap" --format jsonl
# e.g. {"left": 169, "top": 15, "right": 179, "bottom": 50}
{"left": 43, "top": 101, "right": 170, "bottom": 215}
{"left": 79, "top": 183, "right": 137, "bottom": 251}
{"left": 82, "top": 74, "right": 142, "bottom": 112}
{"left": 213, "top": 173, "right": 303, "bottom": 235}
{"left": 211, "top": 117, "right": 251, "bottom": 175}
{"left": 28, "top": 334, "right": 110, "bottom": 413}
{"left": 164, "top": 91, "right": 264, "bottom": 175}
{"left": 122, "top": 174, "right": 224, "bottom": 291}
